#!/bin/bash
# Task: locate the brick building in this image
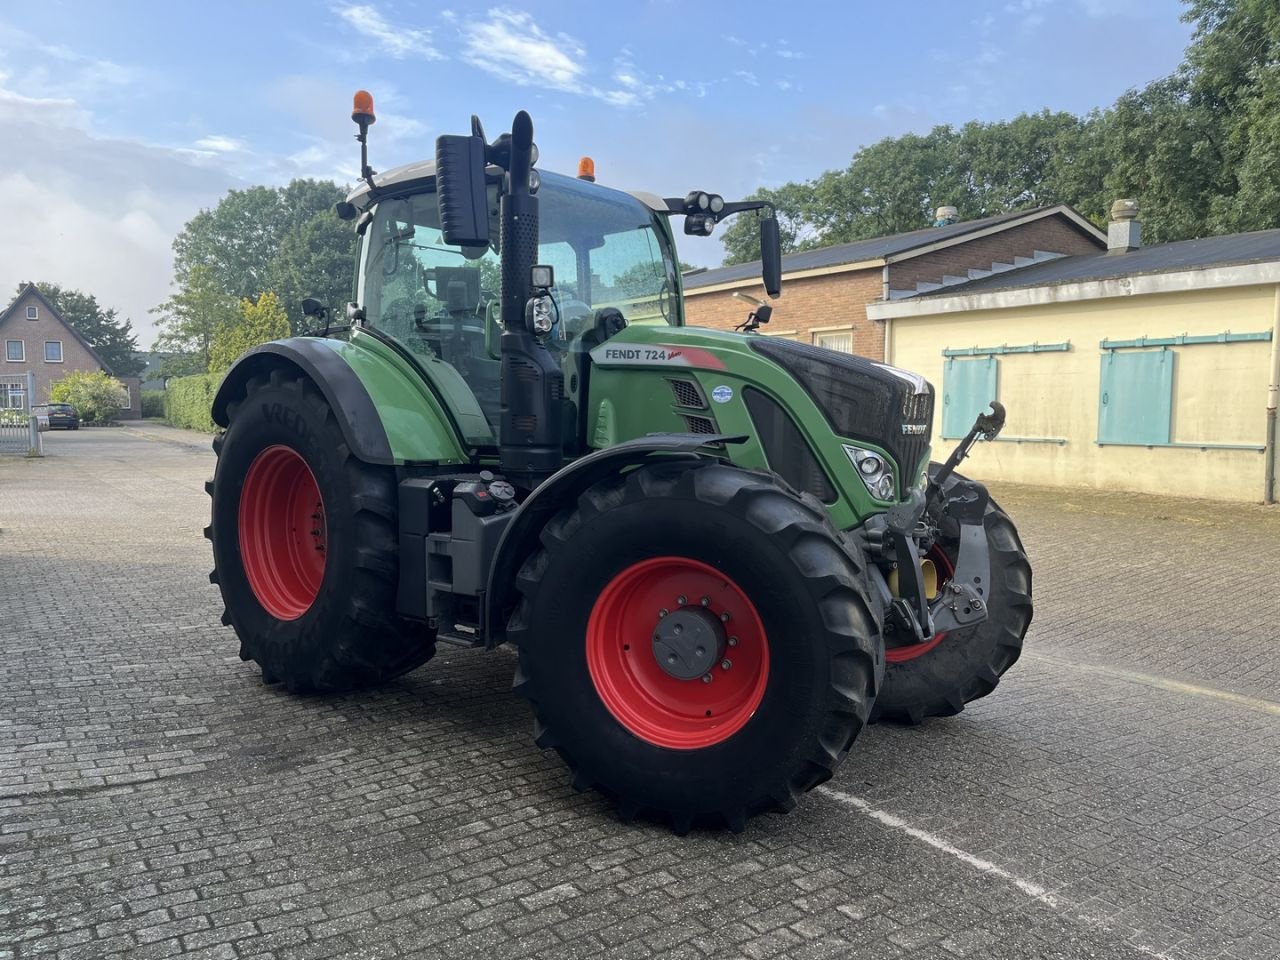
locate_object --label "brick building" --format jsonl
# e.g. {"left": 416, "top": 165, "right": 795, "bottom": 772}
{"left": 1, "top": 284, "right": 141, "bottom": 418}
{"left": 683, "top": 205, "right": 1106, "bottom": 360}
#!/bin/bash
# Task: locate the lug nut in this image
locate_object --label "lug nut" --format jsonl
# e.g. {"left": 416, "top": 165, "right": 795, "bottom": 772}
{"left": 694, "top": 646, "right": 704, "bottom": 657}
{"left": 667, "top": 654, "right": 677, "bottom": 664}
{"left": 701, "top": 674, "right": 712, "bottom": 683}
{"left": 721, "top": 659, "right": 732, "bottom": 670}
{"left": 728, "top": 637, "right": 739, "bottom": 647}
{"left": 658, "top": 608, "right": 668, "bottom": 618}
{"left": 720, "top": 612, "right": 730, "bottom": 622}
{"left": 677, "top": 595, "right": 687, "bottom": 606}
{"left": 700, "top": 597, "right": 711, "bottom": 607}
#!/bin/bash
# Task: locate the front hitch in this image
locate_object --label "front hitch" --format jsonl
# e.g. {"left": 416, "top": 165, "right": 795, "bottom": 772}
{"left": 864, "top": 404, "right": 1003, "bottom": 645}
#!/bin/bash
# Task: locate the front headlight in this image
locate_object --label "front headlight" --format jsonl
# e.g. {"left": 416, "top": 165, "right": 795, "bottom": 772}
{"left": 843, "top": 444, "right": 897, "bottom": 501}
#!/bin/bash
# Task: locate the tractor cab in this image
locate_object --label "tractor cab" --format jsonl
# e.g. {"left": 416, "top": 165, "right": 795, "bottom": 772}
{"left": 348, "top": 167, "right": 683, "bottom": 451}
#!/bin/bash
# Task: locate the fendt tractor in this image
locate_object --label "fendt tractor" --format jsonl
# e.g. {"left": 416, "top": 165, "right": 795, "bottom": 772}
{"left": 205, "top": 93, "right": 1032, "bottom": 832}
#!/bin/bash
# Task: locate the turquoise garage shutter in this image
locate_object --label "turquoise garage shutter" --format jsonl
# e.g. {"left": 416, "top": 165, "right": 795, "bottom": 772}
{"left": 942, "top": 357, "right": 998, "bottom": 439}
{"left": 1097, "top": 349, "right": 1174, "bottom": 445}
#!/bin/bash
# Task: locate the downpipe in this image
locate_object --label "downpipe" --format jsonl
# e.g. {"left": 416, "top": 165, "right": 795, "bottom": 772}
{"left": 1265, "top": 285, "right": 1280, "bottom": 505}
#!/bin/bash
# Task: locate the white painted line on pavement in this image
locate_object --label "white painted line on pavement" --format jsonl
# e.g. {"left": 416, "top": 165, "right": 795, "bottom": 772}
{"left": 817, "top": 786, "right": 1185, "bottom": 960}
{"left": 816, "top": 786, "right": 1059, "bottom": 905}
{"left": 1029, "top": 653, "right": 1280, "bottom": 717}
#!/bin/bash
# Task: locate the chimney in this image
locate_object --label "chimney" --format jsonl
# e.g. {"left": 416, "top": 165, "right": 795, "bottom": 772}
{"left": 1108, "top": 199, "right": 1141, "bottom": 253}
{"left": 934, "top": 206, "right": 959, "bottom": 227}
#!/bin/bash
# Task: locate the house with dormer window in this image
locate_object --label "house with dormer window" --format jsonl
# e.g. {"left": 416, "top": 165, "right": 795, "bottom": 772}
{"left": 0, "top": 283, "right": 141, "bottom": 418}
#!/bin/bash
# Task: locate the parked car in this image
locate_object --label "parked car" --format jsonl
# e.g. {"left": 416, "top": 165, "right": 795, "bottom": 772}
{"left": 43, "top": 403, "right": 80, "bottom": 430}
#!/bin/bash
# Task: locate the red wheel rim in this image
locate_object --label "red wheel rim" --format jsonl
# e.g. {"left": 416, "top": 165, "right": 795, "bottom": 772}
{"left": 238, "top": 444, "right": 326, "bottom": 621}
{"left": 885, "top": 545, "right": 956, "bottom": 663}
{"left": 586, "top": 557, "right": 770, "bottom": 750}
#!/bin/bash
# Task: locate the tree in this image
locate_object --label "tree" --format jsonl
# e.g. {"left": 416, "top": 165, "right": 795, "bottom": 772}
{"left": 151, "top": 265, "right": 238, "bottom": 375}
{"left": 208, "top": 292, "right": 291, "bottom": 376}
{"left": 719, "top": 183, "right": 817, "bottom": 266}
{"left": 170, "top": 179, "right": 356, "bottom": 331}
{"left": 49, "top": 370, "right": 128, "bottom": 424}
{"left": 15, "top": 283, "right": 144, "bottom": 377}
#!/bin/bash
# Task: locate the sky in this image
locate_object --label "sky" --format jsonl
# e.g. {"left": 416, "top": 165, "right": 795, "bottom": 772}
{"left": 0, "top": 0, "right": 1194, "bottom": 347}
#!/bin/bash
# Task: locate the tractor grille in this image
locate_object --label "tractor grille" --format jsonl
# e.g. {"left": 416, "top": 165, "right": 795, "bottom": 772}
{"left": 681, "top": 414, "right": 718, "bottom": 434}
{"left": 743, "top": 388, "right": 837, "bottom": 504}
{"left": 751, "top": 338, "right": 936, "bottom": 488}
{"left": 667, "top": 377, "right": 707, "bottom": 409}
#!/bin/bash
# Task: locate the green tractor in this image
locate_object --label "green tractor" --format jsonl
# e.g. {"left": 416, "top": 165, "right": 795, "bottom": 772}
{"left": 206, "top": 96, "right": 1031, "bottom": 832}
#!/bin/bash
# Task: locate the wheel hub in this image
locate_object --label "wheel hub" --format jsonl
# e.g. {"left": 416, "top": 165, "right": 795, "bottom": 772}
{"left": 652, "top": 607, "right": 724, "bottom": 680}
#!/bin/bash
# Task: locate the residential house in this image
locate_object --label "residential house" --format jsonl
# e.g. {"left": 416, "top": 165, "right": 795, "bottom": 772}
{"left": 1, "top": 283, "right": 142, "bottom": 419}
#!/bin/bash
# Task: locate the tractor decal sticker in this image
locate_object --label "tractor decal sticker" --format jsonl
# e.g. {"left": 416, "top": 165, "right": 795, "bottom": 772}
{"left": 590, "top": 343, "right": 727, "bottom": 370}
{"left": 711, "top": 385, "right": 733, "bottom": 404}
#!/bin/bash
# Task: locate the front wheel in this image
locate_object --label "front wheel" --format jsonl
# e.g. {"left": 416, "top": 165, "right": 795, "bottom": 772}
{"left": 872, "top": 464, "right": 1032, "bottom": 724}
{"left": 206, "top": 368, "right": 436, "bottom": 693}
{"left": 509, "top": 461, "right": 883, "bottom": 832}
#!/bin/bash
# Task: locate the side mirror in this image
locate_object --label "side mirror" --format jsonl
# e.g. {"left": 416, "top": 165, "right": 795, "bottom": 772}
{"left": 301, "top": 297, "right": 324, "bottom": 318}
{"left": 760, "top": 215, "right": 782, "bottom": 298}
{"left": 435, "top": 133, "right": 489, "bottom": 248}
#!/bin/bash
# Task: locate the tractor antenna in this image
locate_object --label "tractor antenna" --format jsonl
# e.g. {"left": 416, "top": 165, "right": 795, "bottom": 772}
{"left": 352, "top": 90, "right": 378, "bottom": 191}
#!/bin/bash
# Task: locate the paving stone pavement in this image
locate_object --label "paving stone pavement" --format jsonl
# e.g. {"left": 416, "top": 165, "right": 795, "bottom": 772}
{"left": 2, "top": 425, "right": 1279, "bottom": 960}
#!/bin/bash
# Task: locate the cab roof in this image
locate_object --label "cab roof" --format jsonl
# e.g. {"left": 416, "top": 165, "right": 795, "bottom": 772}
{"left": 345, "top": 158, "right": 667, "bottom": 214}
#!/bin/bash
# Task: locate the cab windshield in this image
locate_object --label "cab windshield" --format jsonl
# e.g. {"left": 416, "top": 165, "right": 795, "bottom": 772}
{"left": 358, "top": 171, "right": 680, "bottom": 443}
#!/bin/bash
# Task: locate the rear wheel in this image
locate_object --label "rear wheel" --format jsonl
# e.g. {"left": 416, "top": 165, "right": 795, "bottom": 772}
{"left": 206, "top": 369, "right": 435, "bottom": 692}
{"left": 509, "top": 461, "right": 883, "bottom": 832}
{"left": 872, "top": 464, "right": 1032, "bottom": 724}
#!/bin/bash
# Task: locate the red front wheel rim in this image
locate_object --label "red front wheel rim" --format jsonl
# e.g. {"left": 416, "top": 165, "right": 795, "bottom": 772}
{"left": 238, "top": 444, "right": 326, "bottom": 621}
{"left": 586, "top": 557, "right": 770, "bottom": 750}
{"left": 885, "top": 545, "right": 956, "bottom": 663}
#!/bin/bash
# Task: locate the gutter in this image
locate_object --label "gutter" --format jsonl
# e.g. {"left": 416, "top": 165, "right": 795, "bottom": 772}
{"left": 1266, "top": 285, "right": 1280, "bottom": 504}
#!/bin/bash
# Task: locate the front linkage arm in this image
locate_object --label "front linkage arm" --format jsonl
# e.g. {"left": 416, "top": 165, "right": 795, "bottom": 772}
{"left": 864, "top": 402, "right": 1007, "bottom": 645}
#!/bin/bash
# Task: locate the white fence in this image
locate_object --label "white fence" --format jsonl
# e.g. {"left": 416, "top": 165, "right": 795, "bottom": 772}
{"left": 0, "top": 372, "right": 42, "bottom": 455}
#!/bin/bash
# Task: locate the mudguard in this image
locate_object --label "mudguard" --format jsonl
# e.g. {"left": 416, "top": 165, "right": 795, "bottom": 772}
{"left": 483, "top": 433, "right": 744, "bottom": 646}
{"left": 213, "top": 339, "right": 394, "bottom": 463}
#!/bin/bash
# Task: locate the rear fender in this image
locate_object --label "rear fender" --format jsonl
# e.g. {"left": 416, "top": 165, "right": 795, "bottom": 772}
{"left": 212, "top": 337, "right": 470, "bottom": 466}
{"left": 483, "top": 433, "right": 742, "bottom": 647}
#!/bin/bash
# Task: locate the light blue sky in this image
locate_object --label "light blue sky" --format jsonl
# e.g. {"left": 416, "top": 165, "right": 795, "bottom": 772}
{"left": 0, "top": 1, "right": 1193, "bottom": 345}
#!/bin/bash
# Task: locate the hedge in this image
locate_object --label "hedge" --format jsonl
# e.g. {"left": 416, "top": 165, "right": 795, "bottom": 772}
{"left": 163, "top": 374, "right": 218, "bottom": 432}
{"left": 141, "top": 389, "right": 165, "bottom": 418}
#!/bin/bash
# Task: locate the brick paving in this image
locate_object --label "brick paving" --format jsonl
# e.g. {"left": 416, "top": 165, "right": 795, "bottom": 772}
{"left": 2, "top": 425, "right": 1279, "bottom": 959}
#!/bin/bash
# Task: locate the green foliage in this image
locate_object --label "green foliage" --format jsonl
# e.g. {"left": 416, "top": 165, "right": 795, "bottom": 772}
{"left": 11, "top": 283, "right": 143, "bottom": 377}
{"left": 208, "top": 292, "right": 291, "bottom": 375}
{"left": 162, "top": 374, "right": 217, "bottom": 432}
{"left": 49, "top": 370, "right": 128, "bottom": 424}
{"left": 151, "top": 266, "right": 238, "bottom": 373}
{"left": 140, "top": 390, "right": 165, "bottom": 418}
{"left": 170, "top": 180, "right": 356, "bottom": 332}
{"left": 719, "top": 0, "right": 1280, "bottom": 262}
{"left": 0, "top": 408, "right": 30, "bottom": 426}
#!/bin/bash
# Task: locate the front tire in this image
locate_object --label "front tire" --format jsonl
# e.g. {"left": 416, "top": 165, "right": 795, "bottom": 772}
{"left": 206, "top": 369, "right": 435, "bottom": 693}
{"left": 872, "top": 464, "right": 1032, "bottom": 724}
{"left": 509, "top": 461, "right": 883, "bottom": 832}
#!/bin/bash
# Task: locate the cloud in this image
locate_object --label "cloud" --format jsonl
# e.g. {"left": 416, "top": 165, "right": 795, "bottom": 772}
{"left": 0, "top": 91, "right": 238, "bottom": 347}
{"left": 461, "top": 8, "right": 586, "bottom": 92}
{"left": 333, "top": 4, "right": 443, "bottom": 60}
{"left": 193, "top": 135, "right": 247, "bottom": 153}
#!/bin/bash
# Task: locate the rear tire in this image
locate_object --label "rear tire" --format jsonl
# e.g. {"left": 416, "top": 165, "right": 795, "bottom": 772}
{"left": 509, "top": 461, "right": 883, "bottom": 832}
{"left": 206, "top": 368, "right": 435, "bottom": 693}
{"left": 871, "top": 464, "right": 1032, "bottom": 724}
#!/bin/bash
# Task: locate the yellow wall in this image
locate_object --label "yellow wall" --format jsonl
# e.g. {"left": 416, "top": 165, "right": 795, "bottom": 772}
{"left": 888, "top": 285, "right": 1277, "bottom": 502}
